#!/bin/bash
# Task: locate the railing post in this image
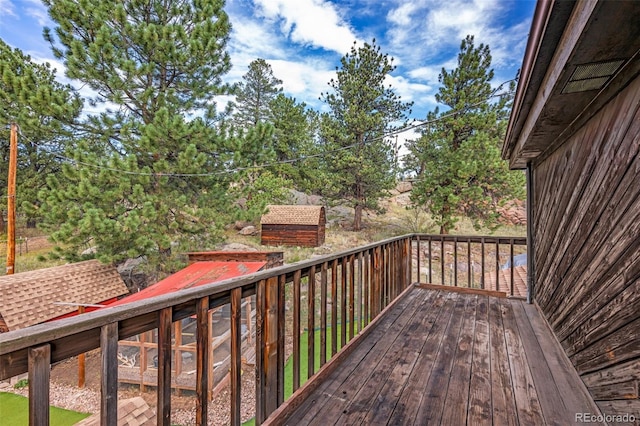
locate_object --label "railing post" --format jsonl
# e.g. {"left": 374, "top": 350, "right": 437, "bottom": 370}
{"left": 196, "top": 297, "right": 209, "bottom": 426}
{"left": 158, "top": 308, "right": 172, "bottom": 426}
{"left": 28, "top": 344, "right": 50, "bottom": 426}
{"left": 256, "top": 277, "right": 279, "bottom": 424}
{"left": 100, "top": 323, "right": 118, "bottom": 426}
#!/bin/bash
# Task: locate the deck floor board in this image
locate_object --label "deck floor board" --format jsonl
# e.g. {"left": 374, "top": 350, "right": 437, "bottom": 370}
{"left": 270, "top": 286, "right": 602, "bottom": 426}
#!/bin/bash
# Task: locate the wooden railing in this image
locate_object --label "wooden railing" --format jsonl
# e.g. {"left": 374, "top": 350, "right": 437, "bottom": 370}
{"left": 0, "top": 234, "right": 524, "bottom": 425}
{"left": 413, "top": 234, "right": 527, "bottom": 297}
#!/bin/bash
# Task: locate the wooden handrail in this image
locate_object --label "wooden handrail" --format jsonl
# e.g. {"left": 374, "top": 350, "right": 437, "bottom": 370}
{"left": 0, "top": 233, "right": 525, "bottom": 425}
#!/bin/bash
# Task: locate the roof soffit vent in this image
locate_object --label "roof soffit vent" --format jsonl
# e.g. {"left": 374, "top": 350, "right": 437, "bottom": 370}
{"left": 562, "top": 59, "right": 625, "bottom": 94}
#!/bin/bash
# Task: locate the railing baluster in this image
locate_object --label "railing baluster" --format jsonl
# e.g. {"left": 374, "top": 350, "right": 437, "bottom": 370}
{"left": 481, "top": 237, "right": 486, "bottom": 289}
{"left": 331, "top": 259, "right": 338, "bottom": 356}
{"left": 372, "top": 247, "right": 380, "bottom": 317}
{"left": 293, "top": 270, "right": 301, "bottom": 391}
{"left": 158, "top": 308, "right": 172, "bottom": 426}
{"left": 230, "top": 289, "right": 242, "bottom": 426}
{"left": 358, "top": 252, "right": 364, "bottom": 333}
{"left": 348, "top": 255, "right": 355, "bottom": 341}
{"left": 393, "top": 241, "right": 399, "bottom": 297}
{"left": 467, "top": 238, "right": 472, "bottom": 288}
{"left": 496, "top": 240, "right": 500, "bottom": 292}
{"left": 510, "top": 239, "right": 515, "bottom": 297}
{"left": 441, "top": 238, "right": 445, "bottom": 286}
{"left": 196, "top": 297, "right": 209, "bottom": 426}
{"left": 416, "top": 236, "right": 421, "bottom": 284}
{"left": 428, "top": 238, "right": 432, "bottom": 284}
{"left": 29, "top": 344, "right": 50, "bottom": 426}
{"left": 308, "top": 265, "right": 316, "bottom": 379}
{"left": 320, "top": 262, "right": 328, "bottom": 367}
{"left": 364, "top": 249, "right": 370, "bottom": 326}
{"left": 341, "top": 257, "right": 347, "bottom": 346}
{"left": 454, "top": 238, "right": 458, "bottom": 287}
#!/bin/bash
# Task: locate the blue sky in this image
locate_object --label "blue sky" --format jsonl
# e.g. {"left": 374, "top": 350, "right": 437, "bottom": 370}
{"left": 0, "top": 0, "right": 535, "bottom": 125}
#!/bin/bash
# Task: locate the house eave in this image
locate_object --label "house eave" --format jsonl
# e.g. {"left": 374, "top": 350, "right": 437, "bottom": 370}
{"left": 503, "top": 0, "right": 640, "bottom": 169}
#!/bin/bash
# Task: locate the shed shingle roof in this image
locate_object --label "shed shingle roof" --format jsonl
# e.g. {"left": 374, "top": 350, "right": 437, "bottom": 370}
{"left": 75, "top": 396, "right": 155, "bottom": 426}
{"left": 0, "top": 259, "right": 128, "bottom": 331}
{"left": 260, "top": 205, "right": 325, "bottom": 225}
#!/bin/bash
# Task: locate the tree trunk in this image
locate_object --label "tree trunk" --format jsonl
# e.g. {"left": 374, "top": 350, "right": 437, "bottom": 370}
{"left": 354, "top": 204, "right": 362, "bottom": 231}
{"left": 0, "top": 210, "right": 4, "bottom": 233}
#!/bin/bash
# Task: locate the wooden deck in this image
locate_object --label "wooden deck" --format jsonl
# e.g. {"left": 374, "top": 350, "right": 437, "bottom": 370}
{"left": 266, "top": 286, "right": 603, "bottom": 425}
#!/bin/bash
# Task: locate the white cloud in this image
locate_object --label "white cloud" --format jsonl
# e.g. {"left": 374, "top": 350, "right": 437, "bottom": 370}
{"left": 0, "top": 0, "right": 17, "bottom": 22}
{"left": 387, "top": 2, "right": 418, "bottom": 27}
{"left": 386, "top": 0, "right": 528, "bottom": 68}
{"left": 0, "top": 0, "right": 16, "bottom": 14}
{"left": 253, "top": 0, "right": 360, "bottom": 54}
{"left": 24, "top": 0, "right": 50, "bottom": 27}
{"left": 269, "top": 58, "right": 335, "bottom": 109}
{"left": 385, "top": 74, "right": 432, "bottom": 104}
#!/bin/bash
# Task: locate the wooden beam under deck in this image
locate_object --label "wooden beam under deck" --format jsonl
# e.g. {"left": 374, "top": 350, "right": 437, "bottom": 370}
{"left": 265, "top": 286, "right": 602, "bottom": 425}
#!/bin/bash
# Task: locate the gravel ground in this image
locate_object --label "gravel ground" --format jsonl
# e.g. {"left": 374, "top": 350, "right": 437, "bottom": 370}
{"left": 3, "top": 366, "right": 257, "bottom": 426}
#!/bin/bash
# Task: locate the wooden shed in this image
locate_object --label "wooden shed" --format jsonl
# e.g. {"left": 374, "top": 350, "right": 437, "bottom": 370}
{"left": 260, "top": 205, "right": 326, "bottom": 247}
{"left": 503, "top": 0, "right": 640, "bottom": 418}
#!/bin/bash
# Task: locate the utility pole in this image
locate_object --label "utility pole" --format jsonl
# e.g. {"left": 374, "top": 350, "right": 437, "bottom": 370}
{"left": 6, "top": 122, "right": 17, "bottom": 275}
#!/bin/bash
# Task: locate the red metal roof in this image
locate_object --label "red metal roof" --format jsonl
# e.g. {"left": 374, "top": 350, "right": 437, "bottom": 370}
{"left": 106, "top": 261, "right": 266, "bottom": 307}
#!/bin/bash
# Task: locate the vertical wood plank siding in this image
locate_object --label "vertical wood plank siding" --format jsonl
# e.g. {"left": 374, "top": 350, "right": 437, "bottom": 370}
{"left": 532, "top": 77, "right": 640, "bottom": 417}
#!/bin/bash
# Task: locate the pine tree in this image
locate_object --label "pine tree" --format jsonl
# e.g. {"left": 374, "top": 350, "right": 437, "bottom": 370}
{"left": 406, "top": 35, "right": 525, "bottom": 234}
{"left": 0, "top": 39, "right": 82, "bottom": 229}
{"left": 233, "top": 58, "right": 282, "bottom": 128}
{"left": 37, "top": 0, "right": 235, "bottom": 270}
{"left": 320, "top": 40, "right": 412, "bottom": 231}
{"left": 269, "top": 93, "right": 319, "bottom": 190}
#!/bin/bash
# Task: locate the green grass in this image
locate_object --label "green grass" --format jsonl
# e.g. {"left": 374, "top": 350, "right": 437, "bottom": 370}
{"left": 0, "top": 392, "right": 91, "bottom": 426}
{"left": 243, "top": 325, "right": 345, "bottom": 426}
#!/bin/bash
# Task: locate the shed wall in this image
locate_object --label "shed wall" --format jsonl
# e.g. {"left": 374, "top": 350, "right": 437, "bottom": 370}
{"left": 261, "top": 224, "right": 323, "bottom": 247}
{"left": 532, "top": 77, "right": 640, "bottom": 417}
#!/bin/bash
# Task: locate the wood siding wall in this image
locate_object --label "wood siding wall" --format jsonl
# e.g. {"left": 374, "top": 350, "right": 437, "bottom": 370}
{"left": 261, "top": 224, "right": 324, "bottom": 247}
{"left": 533, "top": 77, "right": 640, "bottom": 418}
